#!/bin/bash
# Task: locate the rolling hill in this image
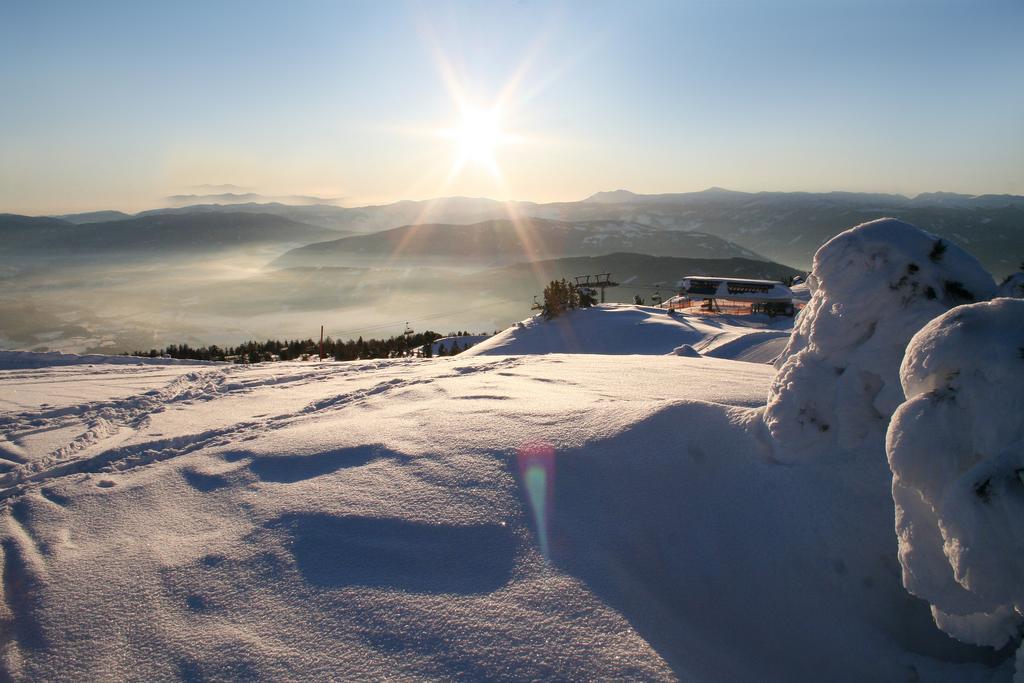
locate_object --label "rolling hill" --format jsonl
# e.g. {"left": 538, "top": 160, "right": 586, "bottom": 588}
{"left": 54, "top": 210, "right": 133, "bottom": 224}
{"left": 272, "top": 218, "right": 765, "bottom": 269}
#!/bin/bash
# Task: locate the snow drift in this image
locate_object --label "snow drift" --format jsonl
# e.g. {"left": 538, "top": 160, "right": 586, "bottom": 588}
{"left": 888, "top": 298, "right": 1024, "bottom": 656}
{"left": 464, "top": 304, "right": 792, "bottom": 362}
{"left": 764, "top": 218, "right": 995, "bottom": 459}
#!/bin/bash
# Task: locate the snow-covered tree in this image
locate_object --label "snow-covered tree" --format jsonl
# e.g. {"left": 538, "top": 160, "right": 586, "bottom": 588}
{"left": 887, "top": 297, "right": 1024, "bottom": 667}
{"left": 997, "top": 271, "right": 1024, "bottom": 299}
{"left": 764, "top": 218, "right": 996, "bottom": 460}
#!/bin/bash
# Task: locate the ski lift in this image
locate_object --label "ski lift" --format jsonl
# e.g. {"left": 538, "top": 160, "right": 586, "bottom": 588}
{"left": 403, "top": 322, "right": 413, "bottom": 335}
{"left": 531, "top": 296, "right": 543, "bottom": 311}
{"left": 650, "top": 281, "right": 664, "bottom": 306}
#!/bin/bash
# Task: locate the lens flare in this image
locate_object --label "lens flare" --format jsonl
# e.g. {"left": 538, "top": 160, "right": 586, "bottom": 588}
{"left": 517, "top": 442, "right": 556, "bottom": 561}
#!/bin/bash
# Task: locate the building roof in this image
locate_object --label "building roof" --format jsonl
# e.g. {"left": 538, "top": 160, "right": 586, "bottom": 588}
{"left": 680, "top": 276, "right": 794, "bottom": 302}
{"left": 681, "top": 276, "right": 782, "bottom": 285}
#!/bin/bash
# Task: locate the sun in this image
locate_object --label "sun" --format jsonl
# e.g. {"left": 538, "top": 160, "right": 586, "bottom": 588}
{"left": 437, "top": 104, "right": 512, "bottom": 180}
{"left": 455, "top": 107, "right": 502, "bottom": 166}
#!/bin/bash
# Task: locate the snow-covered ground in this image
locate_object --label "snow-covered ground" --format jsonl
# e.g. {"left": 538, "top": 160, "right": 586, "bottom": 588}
{"left": 2, "top": 348, "right": 1002, "bottom": 682}
{"left": 0, "top": 350, "right": 220, "bottom": 371}
{"left": 466, "top": 304, "right": 793, "bottom": 363}
{"left": 1, "top": 219, "right": 1020, "bottom": 681}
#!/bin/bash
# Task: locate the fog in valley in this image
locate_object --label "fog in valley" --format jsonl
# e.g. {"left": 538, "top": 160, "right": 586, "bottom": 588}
{"left": 0, "top": 249, "right": 521, "bottom": 354}
{"left": 2, "top": 190, "right": 1019, "bottom": 354}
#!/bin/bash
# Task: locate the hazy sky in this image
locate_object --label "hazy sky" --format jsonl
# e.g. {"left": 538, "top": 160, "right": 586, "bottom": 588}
{"left": 2, "top": 0, "right": 1022, "bottom": 214}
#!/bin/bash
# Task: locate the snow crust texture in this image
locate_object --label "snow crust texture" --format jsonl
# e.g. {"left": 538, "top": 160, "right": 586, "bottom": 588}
{"left": 765, "top": 218, "right": 995, "bottom": 459}
{"left": 888, "top": 298, "right": 1024, "bottom": 655}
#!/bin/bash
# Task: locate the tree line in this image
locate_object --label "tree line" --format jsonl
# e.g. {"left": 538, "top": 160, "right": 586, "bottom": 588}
{"left": 130, "top": 330, "right": 483, "bottom": 363}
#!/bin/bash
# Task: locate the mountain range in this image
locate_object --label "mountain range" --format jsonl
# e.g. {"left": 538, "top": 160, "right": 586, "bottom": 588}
{"left": 1, "top": 212, "right": 344, "bottom": 259}
{"left": 40, "top": 188, "right": 1024, "bottom": 275}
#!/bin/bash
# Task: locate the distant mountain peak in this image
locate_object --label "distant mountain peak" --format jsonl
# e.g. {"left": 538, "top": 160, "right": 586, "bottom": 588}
{"left": 55, "top": 209, "right": 134, "bottom": 225}
{"left": 912, "top": 191, "right": 974, "bottom": 201}
{"left": 165, "top": 192, "right": 342, "bottom": 207}
{"left": 584, "top": 189, "right": 638, "bottom": 203}
{"left": 585, "top": 187, "right": 749, "bottom": 204}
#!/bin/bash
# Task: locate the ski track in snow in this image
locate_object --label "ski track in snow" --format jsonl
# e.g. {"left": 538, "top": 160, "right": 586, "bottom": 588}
{"left": 1, "top": 368, "right": 232, "bottom": 490}
{"left": 0, "top": 357, "right": 543, "bottom": 501}
{"left": 0, "top": 361, "right": 440, "bottom": 500}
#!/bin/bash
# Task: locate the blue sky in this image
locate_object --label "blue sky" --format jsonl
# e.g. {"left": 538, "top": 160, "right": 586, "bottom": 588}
{"left": 1, "top": 0, "right": 1022, "bottom": 213}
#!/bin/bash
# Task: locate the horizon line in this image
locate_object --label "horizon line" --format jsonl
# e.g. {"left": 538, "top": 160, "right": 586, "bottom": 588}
{"left": 10, "top": 186, "right": 1024, "bottom": 219}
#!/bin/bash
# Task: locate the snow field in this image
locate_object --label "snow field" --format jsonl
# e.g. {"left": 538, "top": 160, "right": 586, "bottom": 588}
{"left": 1, "top": 354, "right": 772, "bottom": 680}
{"left": 1, "top": 350, "right": 1003, "bottom": 681}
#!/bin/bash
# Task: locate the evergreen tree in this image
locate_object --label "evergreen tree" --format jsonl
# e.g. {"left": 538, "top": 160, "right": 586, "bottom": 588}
{"left": 542, "top": 278, "right": 580, "bottom": 318}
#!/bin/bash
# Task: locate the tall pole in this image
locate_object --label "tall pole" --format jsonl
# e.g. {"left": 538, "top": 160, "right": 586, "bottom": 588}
{"left": 319, "top": 325, "right": 324, "bottom": 360}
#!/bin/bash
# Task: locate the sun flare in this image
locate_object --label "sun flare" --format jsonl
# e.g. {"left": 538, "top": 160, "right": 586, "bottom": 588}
{"left": 456, "top": 107, "right": 502, "bottom": 165}
{"left": 441, "top": 105, "right": 510, "bottom": 179}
